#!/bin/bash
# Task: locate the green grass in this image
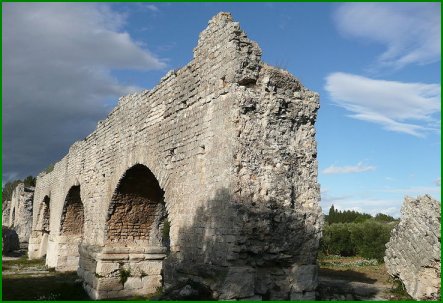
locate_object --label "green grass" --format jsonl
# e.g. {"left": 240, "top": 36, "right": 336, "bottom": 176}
{"left": 3, "top": 255, "right": 45, "bottom": 265}
{"left": 2, "top": 256, "right": 46, "bottom": 271}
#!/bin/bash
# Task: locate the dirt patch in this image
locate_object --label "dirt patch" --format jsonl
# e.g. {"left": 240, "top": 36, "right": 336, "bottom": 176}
{"left": 318, "top": 256, "right": 414, "bottom": 301}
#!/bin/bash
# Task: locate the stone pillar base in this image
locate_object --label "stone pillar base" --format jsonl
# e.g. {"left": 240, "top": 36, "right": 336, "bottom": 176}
{"left": 28, "top": 231, "right": 48, "bottom": 259}
{"left": 51, "top": 235, "right": 83, "bottom": 271}
{"left": 78, "top": 244, "right": 165, "bottom": 299}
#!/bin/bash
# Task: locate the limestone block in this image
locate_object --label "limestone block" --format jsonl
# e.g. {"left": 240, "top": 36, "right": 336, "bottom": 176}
{"left": 101, "top": 246, "right": 130, "bottom": 254}
{"left": 83, "top": 270, "right": 96, "bottom": 286}
{"left": 144, "top": 246, "right": 167, "bottom": 254}
{"left": 133, "top": 260, "right": 163, "bottom": 276}
{"left": 124, "top": 277, "right": 143, "bottom": 290}
{"left": 219, "top": 267, "right": 255, "bottom": 300}
{"left": 385, "top": 195, "right": 441, "bottom": 300}
{"left": 144, "top": 253, "right": 166, "bottom": 260}
{"left": 97, "top": 277, "right": 124, "bottom": 291}
{"left": 96, "top": 261, "right": 120, "bottom": 276}
{"left": 290, "top": 264, "right": 318, "bottom": 292}
{"left": 84, "top": 283, "right": 99, "bottom": 300}
{"left": 77, "top": 267, "right": 85, "bottom": 279}
{"left": 129, "top": 253, "right": 145, "bottom": 261}
{"left": 142, "top": 275, "right": 162, "bottom": 293}
{"left": 98, "top": 253, "right": 129, "bottom": 261}
{"left": 79, "top": 256, "right": 97, "bottom": 272}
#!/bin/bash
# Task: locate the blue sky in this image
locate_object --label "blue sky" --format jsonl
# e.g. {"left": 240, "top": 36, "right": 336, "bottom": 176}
{"left": 3, "top": 3, "right": 441, "bottom": 217}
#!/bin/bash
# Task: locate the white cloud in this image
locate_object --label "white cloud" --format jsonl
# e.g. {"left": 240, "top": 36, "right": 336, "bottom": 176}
{"left": 145, "top": 4, "right": 159, "bottom": 12}
{"left": 325, "top": 72, "right": 441, "bottom": 137}
{"left": 334, "top": 3, "right": 441, "bottom": 69}
{"left": 323, "top": 162, "right": 376, "bottom": 175}
{"left": 382, "top": 186, "right": 441, "bottom": 195}
{"left": 436, "top": 178, "right": 441, "bottom": 187}
{"left": 3, "top": 3, "right": 166, "bottom": 180}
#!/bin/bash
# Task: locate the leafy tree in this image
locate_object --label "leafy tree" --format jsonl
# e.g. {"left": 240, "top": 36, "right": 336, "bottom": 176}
{"left": 2, "top": 175, "right": 37, "bottom": 203}
{"left": 2, "top": 180, "right": 22, "bottom": 203}
{"left": 374, "top": 213, "right": 397, "bottom": 222}
{"left": 23, "top": 176, "right": 36, "bottom": 187}
{"left": 350, "top": 220, "right": 393, "bottom": 262}
{"left": 321, "top": 223, "right": 356, "bottom": 256}
{"left": 326, "top": 205, "right": 372, "bottom": 224}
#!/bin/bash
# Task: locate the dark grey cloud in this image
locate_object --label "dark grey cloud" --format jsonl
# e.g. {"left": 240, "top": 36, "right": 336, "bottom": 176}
{"left": 2, "top": 3, "right": 166, "bottom": 183}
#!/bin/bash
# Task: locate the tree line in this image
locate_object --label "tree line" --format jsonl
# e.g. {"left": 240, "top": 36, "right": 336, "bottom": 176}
{"left": 2, "top": 176, "right": 36, "bottom": 203}
{"left": 320, "top": 205, "right": 398, "bottom": 262}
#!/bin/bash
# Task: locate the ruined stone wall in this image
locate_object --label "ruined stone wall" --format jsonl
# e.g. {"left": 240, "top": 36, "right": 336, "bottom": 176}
{"left": 7, "top": 183, "right": 34, "bottom": 243}
{"left": 385, "top": 195, "right": 441, "bottom": 300}
{"left": 29, "top": 12, "right": 321, "bottom": 300}
{"left": 2, "top": 200, "right": 11, "bottom": 226}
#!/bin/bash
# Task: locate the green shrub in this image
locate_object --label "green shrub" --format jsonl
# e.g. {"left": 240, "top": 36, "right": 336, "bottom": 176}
{"left": 320, "top": 223, "right": 356, "bottom": 256}
{"left": 321, "top": 219, "right": 395, "bottom": 261}
{"left": 118, "top": 265, "right": 131, "bottom": 285}
{"left": 350, "top": 220, "right": 393, "bottom": 262}
{"left": 374, "top": 213, "right": 397, "bottom": 222}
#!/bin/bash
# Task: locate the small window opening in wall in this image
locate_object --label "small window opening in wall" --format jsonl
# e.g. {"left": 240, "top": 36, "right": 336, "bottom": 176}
{"left": 169, "top": 148, "right": 176, "bottom": 156}
{"left": 182, "top": 99, "right": 187, "bottom": 107}
{"left": 199, "top": 145, "right": 205, "bottom": 154}
{"left": 102, "top": 174, "right": 105, "bottom": 177}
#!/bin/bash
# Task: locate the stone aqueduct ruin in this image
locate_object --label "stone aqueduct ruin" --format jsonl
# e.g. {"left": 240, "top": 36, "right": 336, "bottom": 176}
{"left": 29, "top": 13, "right": 322, "bottom": 300}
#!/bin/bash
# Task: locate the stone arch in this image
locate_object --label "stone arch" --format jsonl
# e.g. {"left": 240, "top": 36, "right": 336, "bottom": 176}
{"left": 59, "top": 185, "right": 84, "bottom": 236}
{"left": 39, "top": 195, "right": 51, "bottom": 233}
{"left": 105, "top": 164, "right": 169, "bottom": 248}
{"left": 35, "top": 195, "right": 50, "bottom": 258}
{"left": 56, "top": 185, "right": 85, "bottom": 271}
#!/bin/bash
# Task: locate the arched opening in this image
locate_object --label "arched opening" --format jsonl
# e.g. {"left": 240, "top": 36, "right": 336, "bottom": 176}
{"left": 60, "top": 186, "right": 84, "bottom": 236}
{"left": 37, "top": 196, "right": 50, "bottom": 258}
{"left": 10, "top": 208, "right": 15, "bottom": 227}
{"left": 57, "top": 185, "right": 84, "bottom": 271}
{"left": 92, "top": 164, "right": 169, "bottom": 297}
{"left": 105, "top": 164, "right": 169, "bottom": 248}
{"left": 41, "top": 196, "right": 50, "bottom": 233}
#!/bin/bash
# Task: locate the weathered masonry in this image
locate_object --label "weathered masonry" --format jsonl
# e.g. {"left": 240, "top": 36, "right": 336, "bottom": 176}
{"left": 29, "top": 12, "right": 322, "bottom": 300}
{"left": 385, "top": 195, "right": 441, "bottom": 301}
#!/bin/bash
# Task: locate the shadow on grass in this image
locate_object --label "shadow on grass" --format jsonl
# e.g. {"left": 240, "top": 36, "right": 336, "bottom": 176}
{"left": 319, "top": 267, "right": 377, "bottom": 284}
{"left": 2, "top": 272, "right": 89, "bottom": 301}
{"left": 2, "top": 249, "right": 27, "bottom": 258}
{"left": 318, "top": 268, "right": 380, "bottom": 300}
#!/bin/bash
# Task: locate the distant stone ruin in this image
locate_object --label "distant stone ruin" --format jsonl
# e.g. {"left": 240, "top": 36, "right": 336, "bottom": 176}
{"left": 2, "top": 183, "right": 34, "bottom": 244}
{"left": 28, "top": 12, "right": 322, "bottom": 300}
{"left": 2, "top": 226, "right": 20, "bottom": 254}
{"left": 385, "top": 195, "right": 441, "bottom": 300}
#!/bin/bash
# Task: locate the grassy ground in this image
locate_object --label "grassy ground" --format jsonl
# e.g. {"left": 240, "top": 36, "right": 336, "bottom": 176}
{"left": 2, "top": 256, "right": 90, "bottom": 301}
{"left": 3, "top": 254, "right": 414, "bottom": 301}
{"left": 319, "top": 255, "right": 414, "bottom": 301}
{"left": 2, "top": 255, "right": 47, "bottom": 271}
